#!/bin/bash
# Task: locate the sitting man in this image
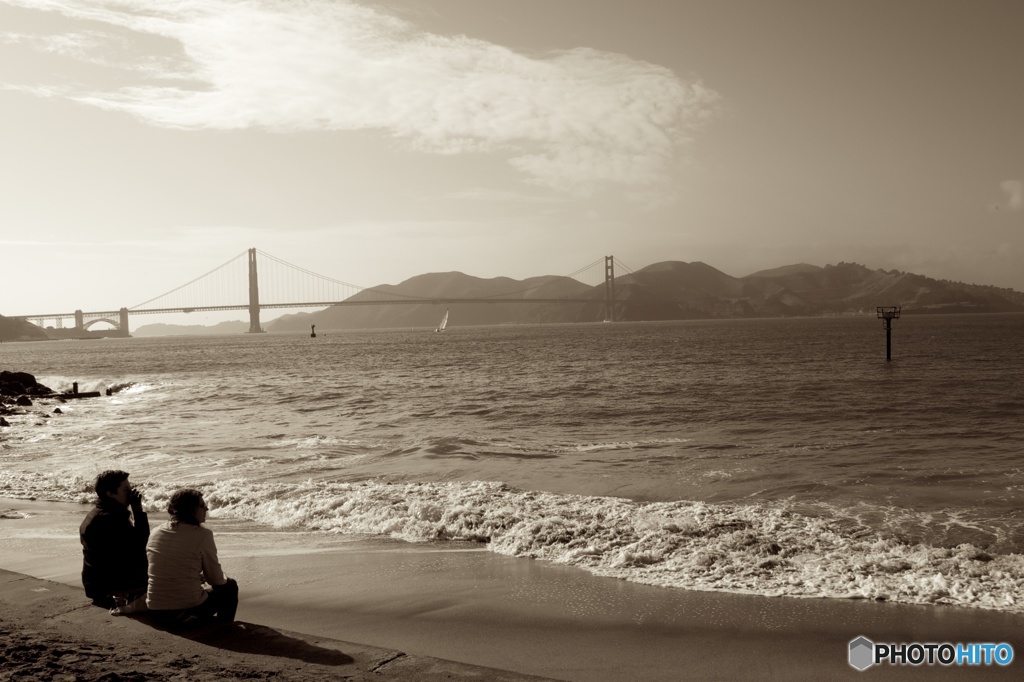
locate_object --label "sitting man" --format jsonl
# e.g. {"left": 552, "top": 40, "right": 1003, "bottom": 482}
{"left": 79, "top": 469, "right": 150, "bottom": 609}
{"left": 146, "top": 488, "right": 238, "bottom": 625}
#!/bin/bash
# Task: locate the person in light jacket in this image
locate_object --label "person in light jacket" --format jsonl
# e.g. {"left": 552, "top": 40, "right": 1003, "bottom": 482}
{"left": 146, "top": 488, "right": 238, "bottom": 624}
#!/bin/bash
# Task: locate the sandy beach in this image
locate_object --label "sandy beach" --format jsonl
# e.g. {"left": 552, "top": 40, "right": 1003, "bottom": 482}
{"left": 1, "top": 497, "right": 1022, "bottom": 680}
{"left": 1, "top": 568, "right": 551, "bottom": 681}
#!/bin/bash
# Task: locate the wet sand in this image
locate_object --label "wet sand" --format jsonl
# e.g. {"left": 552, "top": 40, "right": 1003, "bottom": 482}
{"left": 2, "top": 498, "right": 1022, "bottom": 680}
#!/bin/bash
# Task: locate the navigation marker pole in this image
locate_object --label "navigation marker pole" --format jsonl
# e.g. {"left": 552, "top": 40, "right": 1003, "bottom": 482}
{"left": 876, "top": 306, "right": 900, "bottom": 361}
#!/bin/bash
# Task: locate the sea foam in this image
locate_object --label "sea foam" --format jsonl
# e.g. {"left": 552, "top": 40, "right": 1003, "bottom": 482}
{"left": 184, "top": 479, "right": 1023, "bottom": 613}
{"left": 2, "top": 468, "right": 1021, "bottom": 613}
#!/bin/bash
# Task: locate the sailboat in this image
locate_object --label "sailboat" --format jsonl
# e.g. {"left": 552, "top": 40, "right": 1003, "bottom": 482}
{"left": 435, "top": 309, "right": 449, "bottom": 332}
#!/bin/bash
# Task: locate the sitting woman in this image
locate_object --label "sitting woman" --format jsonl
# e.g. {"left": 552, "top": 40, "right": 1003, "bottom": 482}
{"left": 146, "top": 488, "right": 238, "bottom": 625}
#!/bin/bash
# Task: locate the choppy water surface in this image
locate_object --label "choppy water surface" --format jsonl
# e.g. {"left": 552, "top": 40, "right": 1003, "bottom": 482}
{"left": 2, "top": 314, "right": 1023, "bottom": 611}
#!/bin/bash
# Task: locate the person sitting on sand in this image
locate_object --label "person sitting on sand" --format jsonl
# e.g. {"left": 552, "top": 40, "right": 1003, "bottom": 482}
{"left": 146, "top": 488, "right": 238, "bottom": 624}
{"left": 79, "top": 470, "right": 150, "bottom": 609}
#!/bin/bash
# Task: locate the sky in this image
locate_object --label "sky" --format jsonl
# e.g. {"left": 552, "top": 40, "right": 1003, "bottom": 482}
{"left": 2, "top": 0, "right": 1022, "bottom": 325}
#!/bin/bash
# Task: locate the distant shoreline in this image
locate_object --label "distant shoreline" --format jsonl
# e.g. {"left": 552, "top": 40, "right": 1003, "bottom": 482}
{"left": 132, "top": 309, "right": 1024, "bottom": 337}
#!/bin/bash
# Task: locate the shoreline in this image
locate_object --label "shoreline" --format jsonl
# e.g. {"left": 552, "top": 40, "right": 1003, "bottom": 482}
{"left": 2, "top": 497, "right": 1023, "bottom": 680}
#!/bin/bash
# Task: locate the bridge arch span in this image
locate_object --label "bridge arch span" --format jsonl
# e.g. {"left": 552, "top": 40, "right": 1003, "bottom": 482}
{"left": 83, "top": 318, "right": 120, "bottom": 331}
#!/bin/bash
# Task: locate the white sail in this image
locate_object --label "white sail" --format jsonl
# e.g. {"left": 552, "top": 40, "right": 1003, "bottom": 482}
{"left": 435, "top": 309, "right": 449, "bottom": 332}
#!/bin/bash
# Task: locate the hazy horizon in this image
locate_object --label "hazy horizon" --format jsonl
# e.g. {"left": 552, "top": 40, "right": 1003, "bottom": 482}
{"left": 3, "top": 0, "right": 1022, "bottom": 326}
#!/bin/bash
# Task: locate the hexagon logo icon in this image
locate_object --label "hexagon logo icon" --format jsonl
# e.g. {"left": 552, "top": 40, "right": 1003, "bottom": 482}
{"left": 849, "top": 636, "right": 875, "bottom": 671}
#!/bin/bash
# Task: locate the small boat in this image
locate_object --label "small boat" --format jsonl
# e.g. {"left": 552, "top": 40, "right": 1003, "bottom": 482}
{"left": 435, "top": 309, "right": 449, "bottom": 332}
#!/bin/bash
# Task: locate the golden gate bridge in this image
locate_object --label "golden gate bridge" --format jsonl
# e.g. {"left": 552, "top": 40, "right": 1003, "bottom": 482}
{"left": 14, "top": 249, "right": 628, "bottom": 337}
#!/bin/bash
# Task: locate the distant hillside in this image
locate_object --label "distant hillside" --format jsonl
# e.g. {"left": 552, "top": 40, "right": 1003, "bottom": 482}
{"left": 267, "top": 273, "right": 597, "bottom": 331}
{"left": 133, "top": 320, "right": 250, "bottom": 337}
{"left": 263, "top": 261, "right": 1024, "bottom": 331}
{"left": 0, "top": 314, "right": 48, "bottom": 342}
{"left": 610, "top": 261, "right": 1024, "bottom": 320}
{"left": 734, "top": 262, "right": 1024, "bottom": 316}
{"left": 745, "top": 263, "right": 823, "bottom": 278}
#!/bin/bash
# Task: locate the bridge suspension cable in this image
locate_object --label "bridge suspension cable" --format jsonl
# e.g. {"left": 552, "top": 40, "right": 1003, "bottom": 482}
{"left": 114, "top": 248, "right": 629, "bottom": 316}
{"left": 255, "top": 249, "right": 367, "bottom": 293}
{"left": 14, "top": 249, "right": 630, "bottom": 335}
{"left": 256, "top": 249, "right": 429, "bottom": 302}
{"left": 130, "top": 250, "right": 249, "bottom": 310}
{"left": 610, "top": 257, "right": 635, "bottom": 276}
{"left": 563, "top": 257, "right": 607, "bottom": 280}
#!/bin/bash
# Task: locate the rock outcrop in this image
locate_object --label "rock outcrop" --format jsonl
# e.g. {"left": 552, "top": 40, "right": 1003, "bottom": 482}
{"left": 0, "top": 371, "right": 54, "bottom": 397}
{"left": 1, "top": 371, "right": 57, "bottom": 421}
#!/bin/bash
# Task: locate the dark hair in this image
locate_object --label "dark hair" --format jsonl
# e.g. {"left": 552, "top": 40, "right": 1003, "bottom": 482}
{"left": 95, "top": 470, "right": 129, "bottom": 499}
{"left": 167, "top": 488, "right": 205, "bottom": 525}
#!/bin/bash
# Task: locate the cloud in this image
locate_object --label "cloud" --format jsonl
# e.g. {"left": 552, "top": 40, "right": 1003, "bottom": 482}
{"left": 1000, "top": 179, "right": 1023, "bottom": 210}
{"left": 2, "top": 29, "right": 104, "bottom": 60}
{"left": 2, "top": 0, "right": 719, "bottom": 200}
{"left": 437, "top": 188, "right": 560, "bottom": 204}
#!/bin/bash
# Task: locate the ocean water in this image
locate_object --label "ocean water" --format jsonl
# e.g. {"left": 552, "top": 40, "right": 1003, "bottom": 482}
{"left": 2, "top": 314, "right": 1023, "bottom": 612}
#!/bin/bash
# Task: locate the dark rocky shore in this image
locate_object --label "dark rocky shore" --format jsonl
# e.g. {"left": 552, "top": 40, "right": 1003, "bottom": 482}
{"left": 0, "top": 371, "right": 58, "bottom": 428}
{"left": 0, "top": 371, "right": 127, "bottom": 428}
{"left": 1, "top": 371, "right": 138, "bottom": 428}
{"left": 0, "top": 371, "right": 55, "bottom": 397}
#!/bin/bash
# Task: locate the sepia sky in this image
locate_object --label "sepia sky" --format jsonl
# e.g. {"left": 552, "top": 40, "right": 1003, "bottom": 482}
{"left": 2, "top": 0, "right": 1023, "bottom": 320}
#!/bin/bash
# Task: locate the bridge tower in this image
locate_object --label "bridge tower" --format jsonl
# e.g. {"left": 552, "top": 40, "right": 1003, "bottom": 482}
{"left": 247, "top": 247, "right": 264, "bottom": 333}
{"left": 604, "top": 256, "right": 616, "bottom": 322}
{"left": 74, "top": 309, "right": 84, "bottom": 332}
{"left": 119, "top": 308, "right": 130, "bottom": 336}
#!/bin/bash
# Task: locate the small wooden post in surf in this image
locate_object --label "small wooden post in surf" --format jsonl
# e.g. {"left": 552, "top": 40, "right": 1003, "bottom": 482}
{"left": 310, "top": 324, "right": 316, "bottom": 338}
{"left": 876, "top": 306, "right": 900, "bottom": 361}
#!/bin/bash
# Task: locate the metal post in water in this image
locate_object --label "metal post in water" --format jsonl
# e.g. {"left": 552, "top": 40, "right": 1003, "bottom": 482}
{"left": 875, "top": 306, "right": 901, "bottom": 361}
{"left": 885, "top": 317, "right": 892, "bottom": 359}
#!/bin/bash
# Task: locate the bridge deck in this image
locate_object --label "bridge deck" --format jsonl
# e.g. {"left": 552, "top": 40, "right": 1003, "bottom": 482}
{"left": 14, "top": 298, "right": 600, "bottom": 320}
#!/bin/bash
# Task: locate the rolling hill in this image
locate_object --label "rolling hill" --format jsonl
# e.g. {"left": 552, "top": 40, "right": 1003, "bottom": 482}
{"left": 0, "top": 314, "right": 48, "bottom": 342}
{"left": 267, "top": 272, "right": 598, "bottom": 331}
{"left": 264, "top": 261, "right": 1024, "bottom": 331}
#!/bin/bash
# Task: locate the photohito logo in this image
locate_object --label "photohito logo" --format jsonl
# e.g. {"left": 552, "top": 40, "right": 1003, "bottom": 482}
{"left": 849, "top": 636, "right": 1014, "bottom": 670}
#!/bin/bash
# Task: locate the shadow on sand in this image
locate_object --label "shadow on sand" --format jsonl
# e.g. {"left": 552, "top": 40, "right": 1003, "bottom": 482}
{"left": 135, "top": 615, "right": 355, "bottom": 666}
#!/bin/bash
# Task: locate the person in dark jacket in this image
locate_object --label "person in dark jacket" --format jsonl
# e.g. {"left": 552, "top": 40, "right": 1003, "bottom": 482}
{"left": 79, "top": 469, "right": 150, "bottom": 608}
